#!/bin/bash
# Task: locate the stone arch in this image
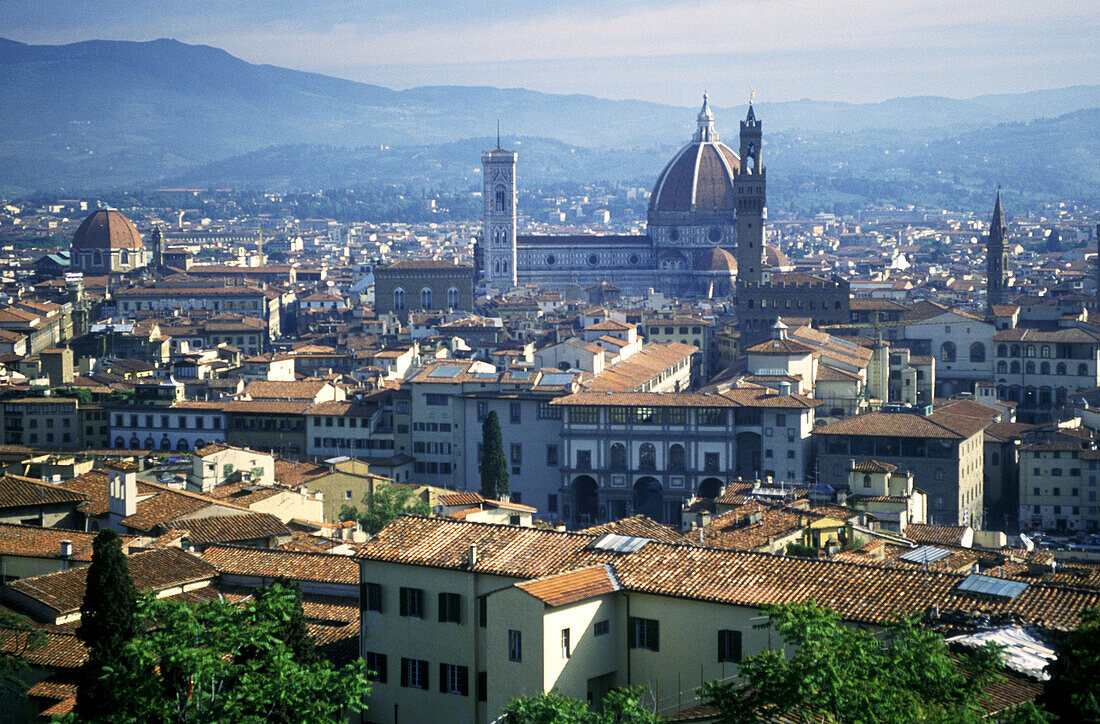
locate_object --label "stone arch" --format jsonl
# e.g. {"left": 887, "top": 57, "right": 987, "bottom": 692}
{"left": 633, "top": 477, "right": 663, "bottom": 522}
{"left": 572, "top": 475, "right": 598, "bottom": 526}
{"left": 698, "top": 477, "right": 723, "bottom": 499}
{"left": 969, "top": 342, "right": 985, "bottom": 363}
{"left": 176, "top": 438, "right": 189, "bottom": 452}
{"left": 941, "top": 341, "right": 957, "bottom": 363}
{"left": 668, "top": 444, "right": 685, "bottom": 472}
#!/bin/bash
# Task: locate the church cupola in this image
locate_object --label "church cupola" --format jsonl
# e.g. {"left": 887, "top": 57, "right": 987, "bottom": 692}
{"left": 693, "top": 93, "right": 719, "bottom": 142}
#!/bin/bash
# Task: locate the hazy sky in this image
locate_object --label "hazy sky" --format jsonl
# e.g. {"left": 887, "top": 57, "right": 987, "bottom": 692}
{"left": 5, "top": 1, "right": 1099, "bottom": 105}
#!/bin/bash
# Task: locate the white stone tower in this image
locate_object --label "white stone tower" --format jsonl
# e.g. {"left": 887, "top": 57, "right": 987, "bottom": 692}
{"left": 481, "top": 135, "right": 518, "bottom": 290}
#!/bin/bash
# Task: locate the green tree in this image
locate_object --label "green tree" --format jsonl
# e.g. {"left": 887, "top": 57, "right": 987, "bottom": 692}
{"left": 504, "top": 686, "right": 662, "bottom": 723}
{"left": 480, "top": 410, "right": 509, "bottom": 500}
{"left": 60, "top": 583, "right": 369, "bottom": 723}
{"left": 1041, "top": 605, "right": 1100, "bottom": 723}
{"left": 339, "top": 484, "right": 431, "bottom": 536}
{"left": 75, "top": 529, "right": 140, "bottom": 720}
{"left": 0, "top": 609, "right": 46, "bottom": 696}
{"left": 701, "top": 601, "right": 1009, "bottom": 724}
{"left": 247, "top": 577, "right": 317, "bottom": 665}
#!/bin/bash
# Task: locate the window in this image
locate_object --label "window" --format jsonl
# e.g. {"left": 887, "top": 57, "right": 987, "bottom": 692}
{"left": 425, "top": 394, "right": 448, "bottom": 406}
{"left": 629, "top": 617, "right": 659, "bottom": 651}
{"left": 447, "top": 287, "right": 460, "bottom": 308}
{"left": 639, "top": 443, "right": 656, "bottom": 471}
{"left": 393, "top": 287, "right": 406, "bottom": 311}
{"left": 537, "top": 401, "right": 562, "bottom": 420}
{"left": 477, "top": 401, "right": 489, "bottom": 421}
{"left": 438, "top": 592, "right": 461, "bottom": 624}
{"left": 576, "top": 450, "right": 592, "bottom": 470}
{"left": 362, "top": 582, "right": 382, "bottom": 612}
{"left": 704, "top": 452, "right": 720, "bottom": 473}
{"left": 546, "top": 444, "right": 559, "bottom": 467}
{"left": 440, "top": 663, "right": 469, "bottom": 695}
{"left": 508, "top": 629, "right": 522, "bottom": 662}
{"left": 669, "top": 444, "right": 685, "bottom": 472}
{"left": 610, "top": 443, "right": 627, "bottom": 470}
{"left": 399, "top": 587, "right": 424, "bottom": 618}
{"left": 718, "top": 629, "right": 742, "bottom": 663}
{"left": 571, "top": 406, "right": 598, "bottom": 424}
{"left": 561, "top": 628, "right": 571, "bottom": 658}
{"left": 594, "top": 620, "right": 609, "bottom": 636}
{"left": 511, "top": 443, "right": 522, "bottom": 465}
{"left": 401, "top": 658, "right": 428, "bottom": 689}
{"left": 366, "top": 652, "right": 387, "bottom": 683}
{"left": 510, "top": 401, "right": 522, "bottom": 424}
{"left": 420, "top": 287, "right": 433, "bottom": 309}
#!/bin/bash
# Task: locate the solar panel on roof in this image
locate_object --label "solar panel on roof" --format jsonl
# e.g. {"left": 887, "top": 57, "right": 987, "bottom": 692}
{"left": 510, "top": 371, "right": 532, "bottom": 380}
{"left": 538, "top": 373, "right": 574, "bottom": 386}
{"left": 427, "top": 365, "right": 464, "bottom": 378}
{"left": 956, "top": 573, "right": 1029, "bottom": 599}
{"left": 588, "top": 533, "right": 650, "bottom": 553}
{"left": 898, "top": 545, "right": 952, "bottom": 564}
{"left": 474, "top": 372, "right": 498, "bottom": 379}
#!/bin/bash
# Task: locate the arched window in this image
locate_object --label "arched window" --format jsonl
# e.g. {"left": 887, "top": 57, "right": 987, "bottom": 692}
{"left": 996, "top": 361, "right": 1007, "bottom": 374}
{"left": 863, "top": 474, "right": 872, "bottom": 488}
{"left": 1041, "top": 345, "right": 1051, "bottom": 358}
{"left": 144, "top": 437, "right": 155, "bottom": 449}
{"left": 114, "top": 437, "right": 125, "bottom": 449}
{"left": 129, "top": 436, "right": 140, "bottom": 449}
{"left": 1025, "top": 362, "right": 1035, "bottom": 374}
{"left": 1026, "top": 345, "right": 1035, "bottom": 358}
{"left": 447, "top": 287, "right": 459, "bottom": 308}
{"left": 120, "top": 250, "right": 129, "bottom": 266}
{"left": 1057, "top": 362, "right": 1067, "bottom": 375}
{"left": 1040, "top": 362, "right": 1050, "bottom": 375}
{"left": 1011, "top": 344, "right": 1021, "bottom": 357}
{"left": 194, "top": 439, "right": 205, "bottom": 449}
{"left": 610, "top": 443, "right": 627, "bottom": 471}
{"left": 420, "top": 287, "right": 433, "bottom": 309}
{"left": 997, "top": 344, "right": 1007, "bottom": 357}
{"left": 969, "top": 342, "right": 985, "bottom": 363}
{"left": 93, "top": 250, "right": 103, "bottom": 268}
{"left": 494, "top": 185, "right": 506, "bottom": 212}
{"left": 941, "top": 341, "right": 956, "bottom": 363}
{"left": 668, "top": 444, "right": 685, "bottom": 472}
{"left": 1079, "top": 363, "right": 1090, "bottom": 377}
{"left": 1010, "top": 361, "right": 1020, "bottom": 373}
{"left": 176, "top": 439, "right": 189, "bottom": 452}
{"left": 639, "top": 443, "right": 656, "bottom": 472}
{"left": 161, "top": 438, "right": 172, "bottom": 451}
{"left": 393, "top": 287, "right": 406, "bottom": 311}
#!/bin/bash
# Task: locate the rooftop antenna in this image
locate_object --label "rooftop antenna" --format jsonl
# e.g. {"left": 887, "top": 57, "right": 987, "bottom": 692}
{"left": 496, "top": 119, "right": 501, "bottom": 149}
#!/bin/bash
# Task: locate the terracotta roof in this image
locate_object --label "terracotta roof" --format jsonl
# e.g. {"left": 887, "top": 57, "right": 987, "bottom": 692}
{"left": 71, "top": 210, "right": 142, "bottom": 251}
{"left": 516, "top": 565, "right": 620, "bottom": 607}
{"left": 201, "top": 544, "right": 358, "bottom": 585}
{"left": 0, "top": 524, "right": 131, "bottom": 562}
{"left": 812, "top": 411, "right": 988, "bottom": 439}
{"left": 7, "top": 548, "right": 215, "bottom": 617}
{"left": 744, "top": 338, "right": 816, "bottom": 355}
{"left": 0, "top": 630, "right": 86, "bottom": 669}
{"left": 0, "top": 475, "right": 86, "bottom": 510}
{"left": 905, "top": 524, "right": 970, "bottom": 546}
{"left": 358, "top": 517, "right": 1099, "bottom": 630}
{"left": 168, "top": 512, "right": 289, "bottom": 545}
{"left": 579, "top": 515, "right": 687, "bottom": 544}
{"left": 851, "top": 460, "right": 898, "bottom": 474}
{"left": 581, "top": 342, "right": 697, "bottom": 393}
{"left": 244, "top": 379, "right": 330, "bottom": 401}
{"left": 553, "top": 387, "right": 820, "bottom": 409}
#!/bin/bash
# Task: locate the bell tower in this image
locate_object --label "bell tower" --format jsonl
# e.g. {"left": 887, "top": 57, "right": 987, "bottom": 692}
{"left": 736, "top": 99, "right": 765, "bottom": 288}
{"left": 986, "top": 190, "right": 1009, "bottom": 315}
{"left": 480, "top": 132, "right": 518, "bottom": 290}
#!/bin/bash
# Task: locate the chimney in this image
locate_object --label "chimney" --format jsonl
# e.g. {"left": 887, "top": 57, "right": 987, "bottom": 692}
{"left": 777, "top": 380, "right": 791, "bottom": 396}
{"left": 60, "top": 540, "right": 72, "bottom": 558}
{"left": 108, "top": 466, "right": 138, "bottom": 518}
{"left": 468, "top": 544, "right": 479, "bottom": 569}
{"left": 824, "top": 539, "right": 839, "bottom": 558}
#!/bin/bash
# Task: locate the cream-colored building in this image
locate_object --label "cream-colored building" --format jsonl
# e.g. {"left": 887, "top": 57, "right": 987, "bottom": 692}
{"left": 357, "top": 516, "right": 1093, "bottom": 723}
{"left": 188, "top": 444, "right": 276, "bottom": 493}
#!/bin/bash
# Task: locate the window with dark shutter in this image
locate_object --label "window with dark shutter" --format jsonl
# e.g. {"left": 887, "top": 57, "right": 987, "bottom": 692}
{"left": 478, "top": 597, "right": 487, "bottom": 628}
{"left": 477, "top": 671, "right": 487, "bottom": 701}
{"left": 438, "top": 592, "right": 461, "bottom": 623}
{"left": 718, "top": 629, "right": 742, "bottom": 662}
{"left": 440, "top": 663, "right": 469, "bottom": 695}
{"left": 399, "top": 587, "right": 424, "bottom": 618}
{"left": 361, "top": 582, "right": 382, "bottom": 612}
{"left": 366, "top": 652, "right": 387, "bottom": 683}
{"left": 401, "top": 658, "right": 428, "bottom": 689}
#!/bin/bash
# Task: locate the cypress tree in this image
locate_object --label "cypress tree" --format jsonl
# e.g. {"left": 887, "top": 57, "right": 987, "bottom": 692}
{"left": 76, "top": 528, "right": 140, "bottom": 719}
{"left": 480, "top": 410, "right": 509, "bottom": 500}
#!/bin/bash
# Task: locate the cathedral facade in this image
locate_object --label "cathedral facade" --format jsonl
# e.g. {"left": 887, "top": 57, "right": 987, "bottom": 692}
{"left": 475, "top": 96, "right": 764, "bottom": 298}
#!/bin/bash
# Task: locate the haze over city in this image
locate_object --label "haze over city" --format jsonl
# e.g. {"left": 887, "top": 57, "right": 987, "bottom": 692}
{"left": 5, "top": 0, "right": 1100, "bottom": 104}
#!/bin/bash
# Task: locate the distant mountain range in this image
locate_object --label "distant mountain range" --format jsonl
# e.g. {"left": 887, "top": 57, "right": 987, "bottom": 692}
{"left": 1, "top": 36, "right": 1098, "bottom": 208}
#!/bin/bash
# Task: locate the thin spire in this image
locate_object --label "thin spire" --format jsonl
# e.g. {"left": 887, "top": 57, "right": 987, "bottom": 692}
{"left": 496, "top": 119, "right": 500, "bottom": 149}
{"left": 694, "top": 92, "right": 718, "bottom": 142}
{"left": 991, "top": 188, "right": 1005, "bottom": 231}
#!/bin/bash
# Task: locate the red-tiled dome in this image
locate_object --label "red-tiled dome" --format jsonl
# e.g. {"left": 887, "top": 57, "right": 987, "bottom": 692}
{"left": 649, "top": 142, "right": 741, "bottom": 213}
{"left": 694, "top": 247, "right": 738, "bottom": 272}
{"left": 72, "top": 210, "right": 143, "bottom": 251}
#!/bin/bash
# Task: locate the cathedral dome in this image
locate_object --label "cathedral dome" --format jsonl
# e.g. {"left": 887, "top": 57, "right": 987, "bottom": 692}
{"left": 649, "top": 95, "right": 741, "bottom": 214}
{"left": 694, "top": 246, "right": 737, "bottom": 272}
{"left": 764, "top": 244, "right": 789, "bottom": 269}
{"left": 72, "top": 210, "right": 143, "bottom": 251}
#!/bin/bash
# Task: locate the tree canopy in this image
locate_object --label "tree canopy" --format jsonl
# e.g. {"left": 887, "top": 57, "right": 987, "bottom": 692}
{"left": 504, "top": 686, "right": 663, "bottom": 723}
{"left": 340, "top": 483, "right": 431, "bottom": 535}
{"left": 701, "top": 601, "right": 1014, "bottom": 724}
{"left": 61, "top": 582, "right": 369, "bottom": 723}
{"left": 1041, "top": 605, "right": 1100, "bottom": 723}
{"left": 75, "top": 528, "right": 140, "bottom": 719}
{"left": 480, "top": 410, "right": 509, "bottom": 500}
